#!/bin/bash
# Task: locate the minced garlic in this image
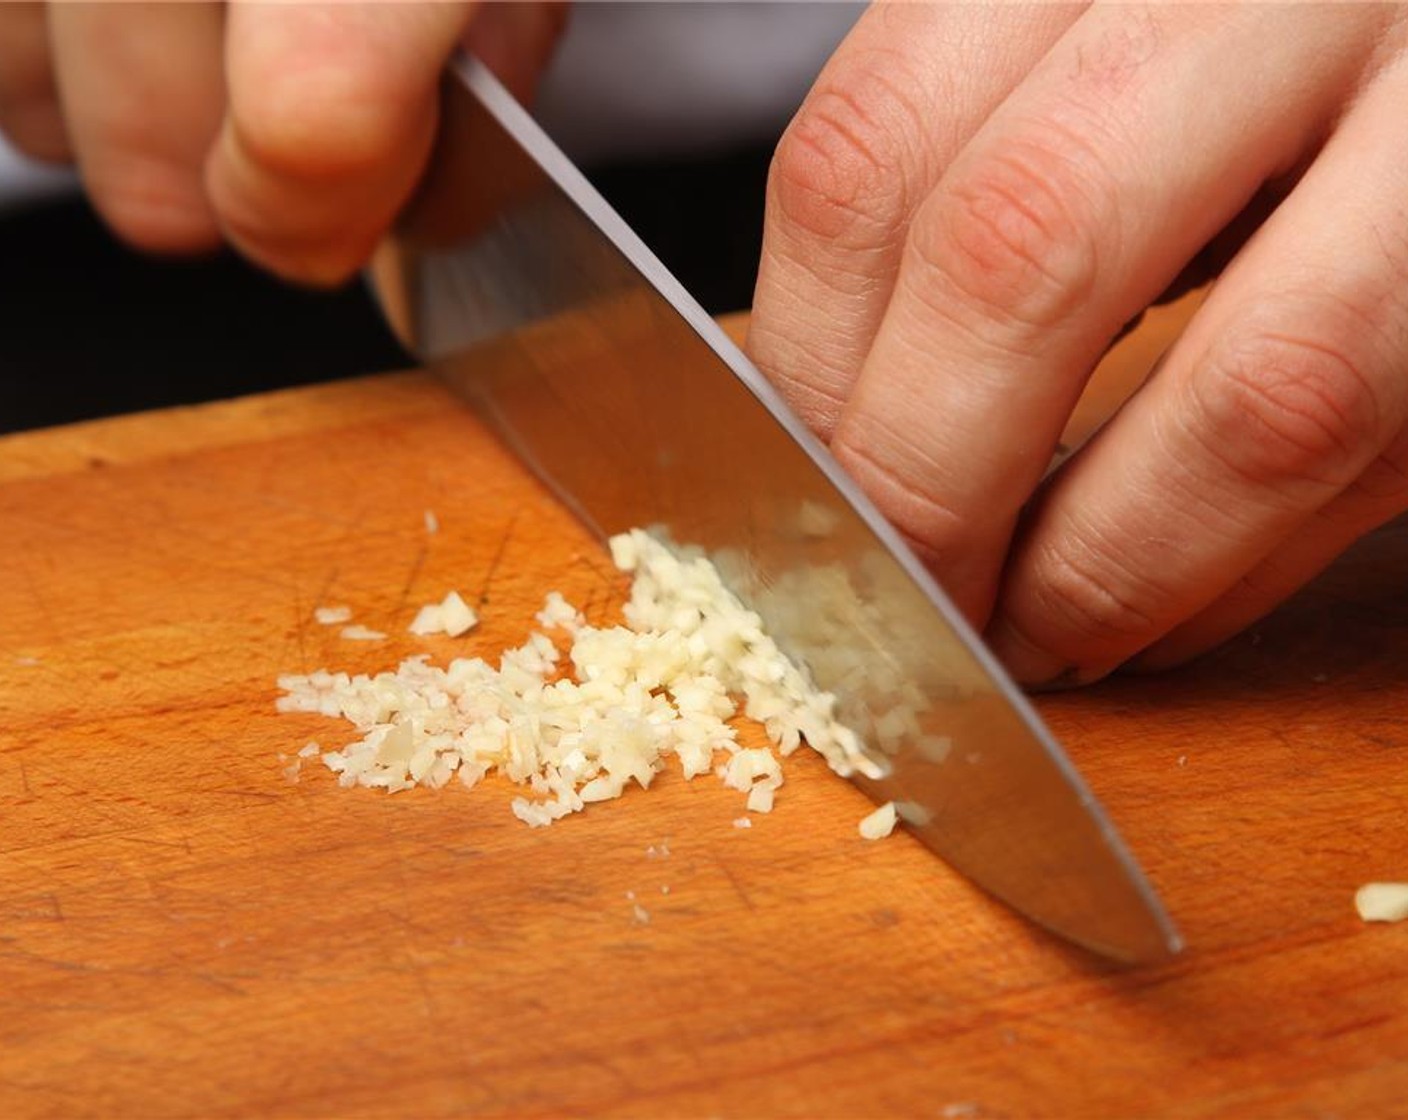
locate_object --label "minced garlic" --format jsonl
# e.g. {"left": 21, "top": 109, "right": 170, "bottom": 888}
{"left": 1355, "top": 882, "right": 1408, "bottom": 923}
{"left": 278, "top": 528, "right": 883, "bottom": 827}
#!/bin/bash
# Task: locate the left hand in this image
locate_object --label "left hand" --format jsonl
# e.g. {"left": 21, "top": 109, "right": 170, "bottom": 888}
{"left": 749, "top": 2, "right": 1408, "bottom": 685}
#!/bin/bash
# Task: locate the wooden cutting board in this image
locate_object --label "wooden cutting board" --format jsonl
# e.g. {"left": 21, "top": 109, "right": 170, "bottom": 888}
{"left": 2, "top": 308, "right": 1406, "bottom": 1118}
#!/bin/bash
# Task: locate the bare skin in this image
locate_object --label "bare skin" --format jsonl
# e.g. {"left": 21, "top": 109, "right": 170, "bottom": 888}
{"left": 6, "top": 2, "right": 1406, "bottom": 685}
{"left": 748, "top": 2, "right": 1408, "bottom": 683}
{"left": 0, "top": 2, "right": 564, "bottom": 279}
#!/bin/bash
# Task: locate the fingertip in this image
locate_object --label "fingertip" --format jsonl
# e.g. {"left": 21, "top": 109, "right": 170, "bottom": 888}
{"left": 43, "top": 2, "right": 227, "bottom": 256}
{"left": 984, "top": 613, "right": 1115, "bottom": 689}
{"left": 86, "top": 155, "right": 223, "bottom": 256}
{"left": 984, "top": 614, "right": 1061, "bottom": 685}
{"left": 241, "top": 239, "right": 374, "bottom": 290}
{"left": 222, "top": 236, "right": 369, "bottom": 290}
{"left": 211, "top": 3, "right": 468, "bottom": 286}
{"left": 205, "top": 114, "right": 411, "bottom": 288}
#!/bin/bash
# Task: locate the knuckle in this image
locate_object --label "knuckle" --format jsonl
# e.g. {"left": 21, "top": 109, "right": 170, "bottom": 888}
{"left": 1189, "top": 318, "right": 1385, "bottom": 493}
{"left": 768, "top": 58, "right": 920, "bottom": 248}
{"left": 230, "top": 61, "right": 414, "bottom": 181}
{"left": 830, "top": 418, "right": 968, "bottom": 555}
{"left": 747, "top": 316, "right": 851, "bottom": 442}
{"left": 910, "top": 135, "right": 1104, "bottom": 333}
{"left": 1345, "top": 429, "right": 1408, "bottom": 504}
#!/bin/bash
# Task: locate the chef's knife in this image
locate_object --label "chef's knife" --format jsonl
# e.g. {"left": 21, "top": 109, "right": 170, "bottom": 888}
{"left": 371, "top": 55, "right": 1181, "bottom": 963}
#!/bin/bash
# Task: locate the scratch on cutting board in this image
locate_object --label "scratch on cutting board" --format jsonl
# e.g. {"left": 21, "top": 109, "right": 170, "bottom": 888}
{"left": 713, "top": 852, "right": 756, "bottom": 912}
{"left": 572, "top": 548, "right": 622, "bottom": 594}
{"left": 290, "top": 592, "right": 310, "bottom": 669}
{"left": 191, "top": 970, "right": 250, "bottom": 998}
{"left": 476, "top": 512, "right": 520, "bottom": 608}
{"left": 283, "top": 565, "right": 346, "bottom": 665}
{"left": 116, "top": 831, "right": 194, "bottom": 856}
{"left": 17, "top": 560, "right": 60, "bottom": 645}
{"left": 244, "top": 478, "right": 364, "bottom": 529}
{"left": 311, "top": 564, "right": 342, "bottom": 615}
{"left": 6, "top": 893, "right": 66, "bottom": 923}
{"left": 208, "top": 789, "right": 280, "bottom": 802}
{"left": 571, "top": 549, "right": 609, "bottom": 580}
{"left": 377, "top": 815, "right": 476, "bottom": 1078}
{"left": 394, "top": 544, "right": 429, "bottom": 615}
{"left": 557, "top": 1044, "right": 642, "bottom": 1097}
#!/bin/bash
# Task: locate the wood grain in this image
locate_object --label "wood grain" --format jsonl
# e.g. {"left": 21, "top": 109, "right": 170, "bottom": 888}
{"left": 2, "top": 307, "right": 1406, "bottom": 1118}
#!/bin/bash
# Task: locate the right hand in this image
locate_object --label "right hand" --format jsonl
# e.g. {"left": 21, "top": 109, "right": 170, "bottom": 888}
{"left": 0, "top": 1, "right": 566, "bottom": 285}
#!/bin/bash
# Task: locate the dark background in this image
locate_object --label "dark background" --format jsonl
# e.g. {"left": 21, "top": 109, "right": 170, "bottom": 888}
{"left": 0, "top": 145, "right": 772, "bottom": 435}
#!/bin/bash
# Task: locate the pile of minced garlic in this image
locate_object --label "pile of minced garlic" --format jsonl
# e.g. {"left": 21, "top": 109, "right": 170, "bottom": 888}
{"left": 277, "top": 529, "right": 892, "bottom": 831}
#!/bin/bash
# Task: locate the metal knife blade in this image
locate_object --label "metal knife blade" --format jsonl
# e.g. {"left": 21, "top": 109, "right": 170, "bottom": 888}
{"left": 371, "top": 55, "right": 1181, "bottom": 963}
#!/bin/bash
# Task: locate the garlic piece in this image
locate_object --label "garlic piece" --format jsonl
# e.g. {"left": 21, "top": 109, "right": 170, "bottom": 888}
{"left": 1355, "top": 882, "right": 1408, "bottom": 923}
{"left": 858, "top": 801, "right": 898, "bottom": 840}
{"left": 340, "top": 625, "right": 386, "bottom": 641}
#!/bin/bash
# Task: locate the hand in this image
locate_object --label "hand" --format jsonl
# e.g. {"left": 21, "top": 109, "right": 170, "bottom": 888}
{"left": 749, "top": 2, "right": 1408, "bottom": 684}
{"left": 0, "top": 1, "right": 565, "bottom": 285}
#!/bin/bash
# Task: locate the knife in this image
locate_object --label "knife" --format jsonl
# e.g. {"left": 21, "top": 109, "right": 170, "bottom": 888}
{"left": 370, "top": 54, "right": 1181, "bottom": 963}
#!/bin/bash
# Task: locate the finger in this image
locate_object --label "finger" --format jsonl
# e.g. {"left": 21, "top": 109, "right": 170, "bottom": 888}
{"left": 208, "top": 1, "right": 477, "bottom": 286}
{"left": 48, "top": 1, "right": 225, "bottom": 252}
{"left": 0, "top": 2, "right": 70, "bottom": 162}
{"left": 986, "top": 49, "right": 1408, "bottom": 685}
{"left": 832, "top": 3, "right": 1391, "bottom": 622}
{"left": 1154, "top": 169, "right": 1306, "bottom": 309}
{"left": 463, "top": 0, "right": 569, "bottom": 104}
{"left": 1131, "top": 425, "right": 1408, "bottom": 671}
{"left": 748, "top": 2, "right": 1083, "bottom": 440}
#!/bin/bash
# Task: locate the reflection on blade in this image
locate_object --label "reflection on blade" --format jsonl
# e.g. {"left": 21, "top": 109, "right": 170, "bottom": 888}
{"left": 372, "top": 55, "right": 1181, "bottom": 962}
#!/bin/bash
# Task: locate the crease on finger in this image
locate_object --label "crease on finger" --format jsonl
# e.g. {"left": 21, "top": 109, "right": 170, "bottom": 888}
{"left": 844, "top": 3, "right": 1386, "bottom": 646}
{"left": 1134, "top": 424, "right": 1408, "bottom": 669}
{"left": 751, "top": 2, "right": 1080, "bottom": 462}
{"left": 833, "top": 418, "right": 970, "bottom": 546}
{"left": 1001, "top": 48, "right": 1408, "bottom": 680}
{"left": 987, "top": 495, "right": 1173, "bottom": 684}
{"left": 47, "top": 1, "right": 225, "bottom": 252}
